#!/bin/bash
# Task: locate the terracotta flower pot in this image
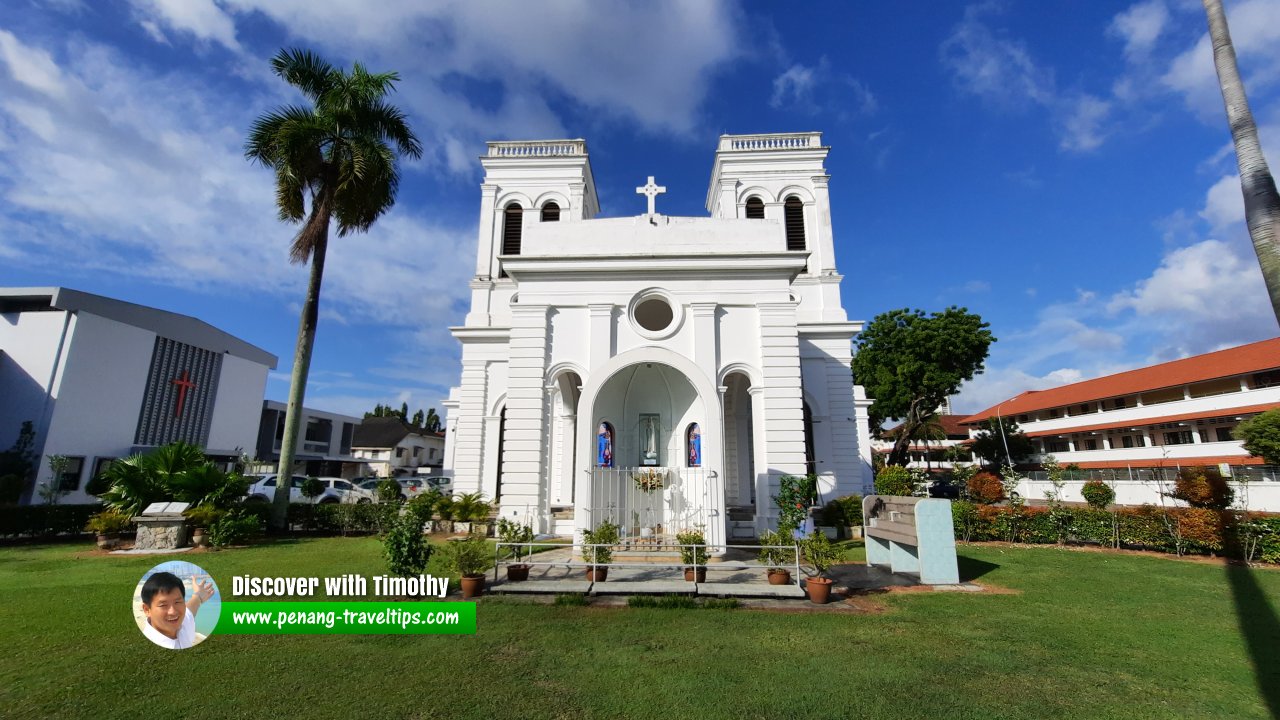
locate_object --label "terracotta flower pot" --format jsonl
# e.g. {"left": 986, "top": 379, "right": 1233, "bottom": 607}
{"left": 586, "top": 567, "right": 608, "bottom": 582}
{"left": 96, "top": 534, "right": 113, "bottom": 550}
{"left": 507, "top": 564, "right": 530, "bottom": 582}
{"left": 460, "top": 574, "right": 486, "bottom": 599}
{"left": 806, "top": 576, "right": 834, "bottom": 605}
{"left": 192, "top": 528, "right": 209, "bottom": 548}
{"left": 683, "top": 567, "right": 707, "bottom": 583}
{"left": 767, "top": 569, "right": 791, "bottom": 586}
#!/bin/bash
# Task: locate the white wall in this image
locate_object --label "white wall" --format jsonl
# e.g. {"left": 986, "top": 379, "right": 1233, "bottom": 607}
{"left": 1015, "top": 478, "right": 1280, "bottom": 512}
{"left": 206, "top": 353, "right": 269, "bottom": 454}
{"left": 0, "top": 309, "right": 68, "bottom": 449}
{"left": 40, "top": 312, "right": 155, "bottom": 502}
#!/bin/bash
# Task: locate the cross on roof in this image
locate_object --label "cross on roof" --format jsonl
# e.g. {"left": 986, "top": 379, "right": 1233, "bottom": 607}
{"left": 635, "top": 176, "right": 666, "bottom": 216}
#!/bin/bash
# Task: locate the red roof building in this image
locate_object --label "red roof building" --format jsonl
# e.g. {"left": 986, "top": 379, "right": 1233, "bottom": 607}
{"left": 961, "top": 337, "right": 1280, "bottom": 471}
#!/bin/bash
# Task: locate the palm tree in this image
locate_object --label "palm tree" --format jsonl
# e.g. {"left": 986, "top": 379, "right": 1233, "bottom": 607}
{"left": 1203, "top": 0, "right": 1280, "bottom": 326}
{"left": 246, "top": 49, "right": 422, "bottom": 529}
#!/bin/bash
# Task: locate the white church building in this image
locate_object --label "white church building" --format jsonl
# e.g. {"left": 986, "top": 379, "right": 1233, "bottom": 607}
{"left": 442, "top": 133, "right": 872, "bottom": 546}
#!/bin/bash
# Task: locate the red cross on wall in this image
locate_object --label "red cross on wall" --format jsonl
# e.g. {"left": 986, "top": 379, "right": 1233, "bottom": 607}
{"left": 171, "top": 370, "right": 196, "bottom": 418}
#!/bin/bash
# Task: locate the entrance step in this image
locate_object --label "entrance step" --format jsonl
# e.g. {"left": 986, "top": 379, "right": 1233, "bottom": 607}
{"left": 696, "top": 582, "right": 805, "bottom": 599}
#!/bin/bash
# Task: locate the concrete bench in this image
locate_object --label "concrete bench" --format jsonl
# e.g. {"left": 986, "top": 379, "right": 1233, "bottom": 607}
{"left": 862, "top": 495, "right": 959, "bottom": 585}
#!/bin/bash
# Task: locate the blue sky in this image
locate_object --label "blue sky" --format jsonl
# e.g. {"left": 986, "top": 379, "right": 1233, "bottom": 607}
{"left": 1, "top": 0, "right": 1278, "bottom": 420}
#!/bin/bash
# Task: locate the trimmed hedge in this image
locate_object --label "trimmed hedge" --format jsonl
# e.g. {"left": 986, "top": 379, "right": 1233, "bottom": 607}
{"left": 0, "top": 504, "right": 104, "bottom": 538}
{"left": 952, "top": 503, "right": 1280, "bottom": 563}
{"left": 285, "top": 502, "right": 400, "bottom": 534}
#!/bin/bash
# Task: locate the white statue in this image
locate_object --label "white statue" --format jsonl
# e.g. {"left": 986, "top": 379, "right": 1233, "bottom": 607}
{"left": 642, "top": 416, "right": 658, "bottom": 462}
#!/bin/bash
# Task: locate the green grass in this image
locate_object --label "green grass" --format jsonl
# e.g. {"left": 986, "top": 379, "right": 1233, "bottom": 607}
{"left": 1, "top": 537, "right": 1278, "bottom": 719}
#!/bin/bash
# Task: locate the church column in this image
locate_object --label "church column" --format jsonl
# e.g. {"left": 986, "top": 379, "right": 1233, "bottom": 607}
{"left": 810, "top": 174, "right": 835, "bottom": 274}
{"left": 588, "top": 304, "right": 614, "bottom": 372}
{"left": 749, "top": 386, "right": 771, "bottom": 531}
{"left": 716, "top": 178, "right": 737, "bottom": 218}
{"left": 691, "top": 303, "right": 717, "bottom": 374}
{"left": 853, "top": 385, "right": 874, "bottom": 494}
{"left": 569, "top": 182, "right": 585, "bottom": 220}
{"left": 559, "top": 411, "right": 576, "bottom": 504}
{"left": 815, "top": 334, "right": 861, "bottom": 497}
{"left": 758, "top": 303, "right": 808, "bottom": 525}
{"left": 474, "top": 184, "right": 498, "bottom": 279}
{"left": 500, "top": 305, "right": 553, "bottom": 531}
{"left": 451, "top": 359, "right": 489, "bottom": 494}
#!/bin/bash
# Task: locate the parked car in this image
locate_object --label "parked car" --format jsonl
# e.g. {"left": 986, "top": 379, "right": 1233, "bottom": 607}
{"left": 314, "top": 477, "right": 375, "bottom": 504}
{"left": 928, "top": 477, "right": 960, "bottom": 499}
{"left": 355, "top": 477, "right": 412, "bottom": 502}
{"left": 419, "top": 476, "right": 453, "bottom": 495}
{"left": 246, "top": 475, "right": 362, "bottom": 504}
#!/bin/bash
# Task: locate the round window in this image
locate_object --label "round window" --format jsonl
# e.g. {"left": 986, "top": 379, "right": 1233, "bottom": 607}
{"left": 634, "top": 297, "right": 674, "bottom": 332}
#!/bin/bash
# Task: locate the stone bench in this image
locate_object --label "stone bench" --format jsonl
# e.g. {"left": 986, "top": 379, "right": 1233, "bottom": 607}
{"left": 862, "top": 495, "right": 958, "bottom": 585}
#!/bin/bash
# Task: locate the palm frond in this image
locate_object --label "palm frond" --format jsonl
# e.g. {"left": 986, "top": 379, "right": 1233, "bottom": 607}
{"left": 271, "top": 48, "right": 337, "bottom": 101}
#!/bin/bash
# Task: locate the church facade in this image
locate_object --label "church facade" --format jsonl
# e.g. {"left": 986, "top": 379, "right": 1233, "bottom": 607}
{"left": 442, "top": 133, "right": 872, "bottom": 545}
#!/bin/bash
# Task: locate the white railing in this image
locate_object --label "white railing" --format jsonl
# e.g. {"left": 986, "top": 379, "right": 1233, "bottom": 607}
{"left": 586, "top": 466, "right": 720, "bottom": 538}
{"left": 487, "top": 140, "right": 586, "bottom": 157}
{"left": 492, "top": 540, "right": 803, "bottom": 588}
{"left": 719, "top": 132, "right": 821, "bottom": 151}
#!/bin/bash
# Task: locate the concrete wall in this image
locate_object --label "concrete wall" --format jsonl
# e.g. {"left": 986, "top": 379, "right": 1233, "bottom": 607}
{"left": 0, "top": 309, "right": 68, "bottom": 450}
{"left": 206, "top": 353, "right": 269, "bottom": 455}
{"left": 1015, "top": 478, "right": 1280, "bottom": 513}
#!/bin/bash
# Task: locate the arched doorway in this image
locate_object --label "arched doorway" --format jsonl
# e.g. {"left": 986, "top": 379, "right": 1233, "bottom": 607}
{"left": 575, "top": 348, "right": 725, "bottom": 547}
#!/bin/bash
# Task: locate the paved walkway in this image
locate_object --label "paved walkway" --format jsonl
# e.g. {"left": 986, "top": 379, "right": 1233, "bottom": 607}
{"left": 489, "top": 546, "right": 941, "bottom": 599}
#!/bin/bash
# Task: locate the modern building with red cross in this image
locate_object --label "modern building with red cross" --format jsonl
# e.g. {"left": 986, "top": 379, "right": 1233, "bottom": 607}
{"left": 0, "top": 287, "right": 278, "bottom": 504}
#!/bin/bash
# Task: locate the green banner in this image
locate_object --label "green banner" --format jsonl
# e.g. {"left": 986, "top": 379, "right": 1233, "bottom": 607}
{"left": 217, "top": 602, "right": 477, "bottom": 635}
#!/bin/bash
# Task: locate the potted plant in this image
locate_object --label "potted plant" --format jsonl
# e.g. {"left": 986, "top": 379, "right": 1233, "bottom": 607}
{"left": 676, "top": 528, "right": 709, "bottom": 582}
{"left": 86, "top": 510, "right": 132, "bottom": 549}
{"left": 184, "top": 506, "right": 225, "bottom": 548}
{"left": 581, "top": 520, "right": 619, "bottom": 581}
{"left": 434, "top": 496, "right": 455, "bottom": 533}
{"left": 440, "top": 535, "right": 493, "bottom": 598}
{"left": 801, "top": 531, "right": 843, "bottom": 605}
{"left": 450, "top": 491, "right": 489, "bottom": 535}
{"left": 757, "top": 528, "right": 797, "bottom": 585}
{"left": 497, "top": 518, "right": 534, "bottom": 581}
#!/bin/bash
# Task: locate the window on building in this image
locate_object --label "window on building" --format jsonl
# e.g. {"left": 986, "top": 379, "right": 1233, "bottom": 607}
{"left": 1018, "top": 414, "right": 1030, "bottom": 423}
{"left": 1252, "top": 369, "right": 1280, "bottom": 388}
{"left": 1215, "top": 427, "right": 1233, "bottom": 442}
{"left": 1075, "top": 404, "right": 1096, "bottom": 415}
{"left": 1111, "top": 397, "right": 1128, "bottom": 409}
{"left": 56, "top": 457, "right": 84, "bottom": 492}
{"left": 1122, "top": 436, "right": 1135, "bottom": 448}
{"left": 745, "top": 196, "right": 765, "bottom": 219}
{"left": 413, "top": 447, "right": 422, "bottom": 458}
{"left": 1163, "top": 430, "right": 1194, "bottom": 445}
{"left": 1046, "top": 440, "right": 1069, "bottom": 453}
{"left": 428, "top": 448, "right": 438, "bottom": 460}
{"left": 395, "top": 447, "right": 405, "bottom": 459}
{"left": 1081, "top": 439, "right": 1098, "bottom": 451}
{"left": 91, "top": 458, "right": 116, "bottom": 487}
{"left": 1048, "top": 408, "right": 1063, "bottom": 419}
{"left": 541, "top": 201, "right": 560, "bottom": 222}
{"left": 499, "top": 202, "right": 523, "bottom": 278}
{"left": 784, "top": 196, "right": 805, "bottom": 251}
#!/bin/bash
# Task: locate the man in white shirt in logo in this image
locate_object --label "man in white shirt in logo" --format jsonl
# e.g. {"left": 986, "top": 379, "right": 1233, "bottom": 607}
{"left": 139, "top": 571, "right": 214, "bottom": 649}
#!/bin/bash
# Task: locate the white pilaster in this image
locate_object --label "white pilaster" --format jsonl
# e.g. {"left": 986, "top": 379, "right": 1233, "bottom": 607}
{"left": 501, "top": 305, "right": 552, "bottom": 531}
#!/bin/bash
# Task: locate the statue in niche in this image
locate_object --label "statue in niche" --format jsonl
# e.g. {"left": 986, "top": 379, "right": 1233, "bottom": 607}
{"left": 640, "top": 414, "right": 660, "bottom": 466}
{"left": 687, "top": 423, "right": 701, "bottom": 467}
{"left": 596, "top": 422, "right": 613, "bottom": 468}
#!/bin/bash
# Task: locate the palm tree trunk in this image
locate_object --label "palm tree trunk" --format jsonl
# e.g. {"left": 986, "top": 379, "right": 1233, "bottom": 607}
{"left": 1203, "top": 0, "right": 1280, "bottom": 327}
{"left": 271, "top": 196, "right": 332, "bottom": 530}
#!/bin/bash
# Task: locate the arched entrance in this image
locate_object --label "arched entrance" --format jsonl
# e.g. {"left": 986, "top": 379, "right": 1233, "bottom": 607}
{"left": 575, "top": 348, "right": 725, "bottom": 548}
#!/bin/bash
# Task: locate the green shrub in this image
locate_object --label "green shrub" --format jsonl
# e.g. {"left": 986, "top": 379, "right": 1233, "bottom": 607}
{"left": 439, "top": 535, "right": 492, "bottom": 578}
{"left": 285, "top": 502, "right": 398, "bottom": 534}
{"left": 774, "top": 474, "right": 817, "bottom": 531}
{"left": 382, "top": 513, "right": 432, "bottom": 578}
{"left": 0, "top": 504, "right": 102, "bottom": 537}
{"left": 85, "top": 509, "right": 133, "bottom": 535}
{"left": 758, "top": 528, "right": 797, "bottom": 569}
{"left": 801, "top": 531, "right": 841, "bottom": 576}
{"left": 406, "top": 490, "right": 442, "bottom": 527}
{"left": 874, "top": 466, "right": 915, "bottom": 497}
{"left": 554, "top": 593, "right": 588, "bottom": 606}
{"left": 452, "top": 492, "right": 492, "bottom": 523}
{"left": 951, "top": 500, "right": 980, "bottom": 542}
{"left": 208, "top": 511, "right": 259, "bottom": 548}
{"left": 301, "top": 477, "right": 324, "bottom": 502}
{"left": 0, "top": 474, "right": 23, "bottom": 505}
{"left": 821, "top": 495, "right": 863, "bottom": 526}
{"left": 183, "top": 506, "right": 226, "bottom": 529}
{"left": 1081, "top": 480, "right": 1115, "bottom": 509}
{"left": 966, "top": 472, "right": 1005, "bottom": 505}
{"left": 702, "top": 598, "right": 740, "bottom": 610}
{"left": 377, "top": 478, "right": 402, "bottom": 503}
{"left": 1170, "top": 467, "right": 1234, "bottom": 510}
{"left": 98, "top": 442, "right": 248, "bottom": 515}
{"left": 628, "top": 594, "right": 698, "bottom": 609}
{"left": 496, "top": 518, "right": 534, "bottom": 562}
{"left": 675, "top": 529, "right": 708, "bottom": 566}
{"left": 581, "top": 519, "right": 620, "bottom": 566}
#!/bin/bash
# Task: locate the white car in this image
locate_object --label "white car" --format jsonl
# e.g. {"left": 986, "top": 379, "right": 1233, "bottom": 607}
{"left": 314, "top": 477, "right": 375, "bottom": 504}
{"left": 245, "top": 475, "right": 360, "bottom": 504}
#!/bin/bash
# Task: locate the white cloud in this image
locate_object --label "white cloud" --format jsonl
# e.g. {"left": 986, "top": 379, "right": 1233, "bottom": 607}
{"left": 1161, "top": 0, "right": 1280, "bottom": 119}
{"left": 0, "top": 29, "right": 66, "bottom": 99}
{"left": 770, "top": 58, "right": 877, "bottom": 118}
{"left": 1109, "top": 0, "right": 1170, "bottom": 60}
{"left": 127, "top": 0, "right": 241, "bottom": 52}
{"left": 940, "top": 5, "right": 1112, "bottom": 153}
{"left": 1200, "top": 173, "right": 1245, "bottom": 229}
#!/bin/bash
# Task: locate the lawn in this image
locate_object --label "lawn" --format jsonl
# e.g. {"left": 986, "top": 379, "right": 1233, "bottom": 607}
{"left": 1, "top": 537, "right": 1277, "bottom": 720}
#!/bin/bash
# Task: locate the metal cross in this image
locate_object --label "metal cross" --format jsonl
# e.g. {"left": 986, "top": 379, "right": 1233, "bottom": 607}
{"left": 635, "top": 176, "right": 666, "bottom": 216}
{"left": 171, "top": 370, "right": 196, "bottom": 418}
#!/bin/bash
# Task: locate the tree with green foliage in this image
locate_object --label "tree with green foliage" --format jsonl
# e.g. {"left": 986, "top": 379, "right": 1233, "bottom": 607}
{"left": 411, "top": 409, "right": 425, "bottom": 428}
{"left": 969, "top": 417, "right": 1035, "bottom": 470}
{"left": 425, "top": 408, "right": 441, "bottom": 433}
{"left": 246, "top": 48, "right": 422, "bottom": 530}
{"left": 1234, "top": 409, "right": 1280, "bottom": 465}
{"left": 852, "top": 307, "right": 994, "bottom": 467}
{"left": 0, "top": 421, "right": 36, "bottom": 504}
